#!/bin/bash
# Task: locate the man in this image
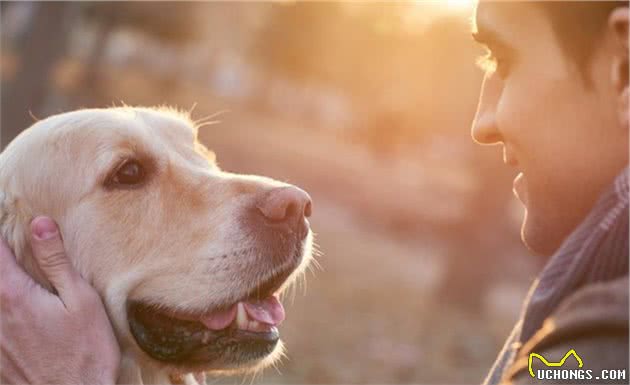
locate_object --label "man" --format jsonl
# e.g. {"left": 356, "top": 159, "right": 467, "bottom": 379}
{"left": 1, "top": 1, "right": 628, "bottom": 384}
{"left": 471, "top": 1, "right": 628, "bottom": 384}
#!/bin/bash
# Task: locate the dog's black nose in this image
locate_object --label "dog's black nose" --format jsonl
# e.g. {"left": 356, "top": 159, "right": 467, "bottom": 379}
{"left": 256, "top": 186, "right": 312, "bottom": 227}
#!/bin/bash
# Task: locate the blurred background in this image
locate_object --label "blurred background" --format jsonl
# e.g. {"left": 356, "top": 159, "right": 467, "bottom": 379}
{"left": 1, "top": 1, "right": 542, "bottom": 383}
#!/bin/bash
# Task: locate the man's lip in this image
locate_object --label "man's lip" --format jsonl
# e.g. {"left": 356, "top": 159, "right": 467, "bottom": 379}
{"left": 513, "top": 172, "right": 526, "bottom": 203}
{"left": 503, "top": 147, "right": 519, "bottom": 166}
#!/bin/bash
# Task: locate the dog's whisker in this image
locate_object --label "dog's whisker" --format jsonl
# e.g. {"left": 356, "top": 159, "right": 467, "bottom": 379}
{"left": 273, "top": 348, "right": 288, "bottom": 370}
{"left": 294, "top": 272, "right": 301, "bottom": 297}
{"left": 195, "top": 120, "right": 222, "bottom": 131}
{"left": 188, "top": 102, "right": 198, "bottom": 117}
{"left": 288, "top": 280, "right": 297, "bottom": 306}
{"left": 193, "top": 109, "right": 231, "bottom": 126}
{"left": 305, "top": 264, "right": 316, "bottom": 281}
{"left": 237, "top": 371, "right": 248, "bottom": 385}
{"left": 301, "top": 272, "right": 308, "bottom": 297}
{"left": 248, "top": 366, "right": 262, "bottom": 385}
{"left": 204, "top": 375, "right": 221, "bottom": 385}
{"left": 27, "top": 110, "right": 41, "bottom": 123}
{"left": 294, "top": 274, "right": 302, "bottom": 303}
{"left": 309, "top": 256, "right": 323, "bottom": 273}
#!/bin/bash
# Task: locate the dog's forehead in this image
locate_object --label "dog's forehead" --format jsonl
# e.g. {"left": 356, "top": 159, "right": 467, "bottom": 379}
{"left": 2, "top": 107, "right": 208, "bottom": 186}
{"left": 28, "top": 108, "right": 197, "bottom": 156}
{"left": 135, "top": 108, "right": 197, "bottom": 144}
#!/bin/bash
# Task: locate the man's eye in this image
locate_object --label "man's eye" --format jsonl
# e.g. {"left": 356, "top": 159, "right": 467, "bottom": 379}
{"left": 476, "top": 51, "right": 497, "bottom": 73}
{"left": 107, "top": 159, "right": 146, "bottom": 187}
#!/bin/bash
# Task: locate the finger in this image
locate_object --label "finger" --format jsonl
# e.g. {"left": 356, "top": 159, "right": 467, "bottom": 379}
{"left": 1, "top": 346, "right": 30, "bottom": 384}
{"left": 0, "top": 236, "right": 30, "bottom": 298}
{"left": 29, "top": 216, "right": 81, "bottom": 308}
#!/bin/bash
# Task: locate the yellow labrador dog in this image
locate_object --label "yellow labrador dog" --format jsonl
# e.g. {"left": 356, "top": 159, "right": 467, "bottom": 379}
{"left": 0, "top": 107, "right": 313, "bottom": 384}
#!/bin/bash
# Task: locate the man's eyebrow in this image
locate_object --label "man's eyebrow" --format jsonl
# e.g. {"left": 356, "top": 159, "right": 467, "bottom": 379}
{"left": 471, "top": 30, "right": 486, "bottom": 44}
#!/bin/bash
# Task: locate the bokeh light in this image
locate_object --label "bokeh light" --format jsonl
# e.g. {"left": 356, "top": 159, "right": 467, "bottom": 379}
{"left": 0, "top": 2, "right": 533, "bottom": 384}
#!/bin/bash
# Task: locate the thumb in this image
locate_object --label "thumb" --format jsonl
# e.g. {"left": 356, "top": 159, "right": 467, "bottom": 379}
{"left": 30, "top": 216, "right": 81, "bottom": 308}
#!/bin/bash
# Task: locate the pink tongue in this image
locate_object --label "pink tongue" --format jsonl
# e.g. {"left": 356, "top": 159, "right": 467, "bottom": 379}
{"left": 199, "top": 305, "right": 237, "bottom": 330}
{"left": 243, "top": 296, "right": 285, "bottom": 326}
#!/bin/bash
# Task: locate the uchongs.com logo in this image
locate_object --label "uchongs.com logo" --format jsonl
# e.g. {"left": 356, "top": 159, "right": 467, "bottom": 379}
{"left": 528, "top": 349, "right": 627, "bottom": 381}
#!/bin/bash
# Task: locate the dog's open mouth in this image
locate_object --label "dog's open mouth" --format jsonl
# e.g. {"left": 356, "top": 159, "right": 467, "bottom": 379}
{"left": 128, "top": 267, "right": 296, "bottom": 367}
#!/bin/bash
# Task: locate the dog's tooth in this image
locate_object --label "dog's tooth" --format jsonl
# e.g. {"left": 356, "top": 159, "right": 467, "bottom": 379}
{"left": 236, "top": 302, "right": 248, "bottom": 329}
{"left": 249, "top": 320, "right": 260, "bottom": 331}
{"left": 202, "top": 331, "right": 210, "bottom": 344}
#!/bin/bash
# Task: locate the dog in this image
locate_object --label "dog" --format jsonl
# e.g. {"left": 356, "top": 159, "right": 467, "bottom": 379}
{"left": 0, "top": 107, "right": 314, "bottom": 384}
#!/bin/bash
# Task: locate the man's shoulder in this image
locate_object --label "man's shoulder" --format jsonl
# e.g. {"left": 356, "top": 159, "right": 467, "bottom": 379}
{"left": 503, "top": 276, "right": 629, "bottom": 384}
{"left": 553, "top": 275, "right": 629, "bottom": 329}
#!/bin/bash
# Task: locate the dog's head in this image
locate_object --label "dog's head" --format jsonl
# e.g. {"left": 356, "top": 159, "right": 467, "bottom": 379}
{"left": 0, "top": 107, "right": 313, "bottom": 376}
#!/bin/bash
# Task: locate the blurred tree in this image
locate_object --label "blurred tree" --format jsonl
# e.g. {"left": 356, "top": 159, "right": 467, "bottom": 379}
{"left": 251, "top": 2, "right": 341, "bottom": 85}
{"left": 1, "top": 2, "right": 76, "bottom": 149}
{"left": 347, "top": 15, "right": 483, "bottom": 159}
{"left": 251, "top": 2, "right": 411, "bottom": 95}
{"left": 1, "top": 2, "right": 201, "bottom": 149}
{"left": 251, "top": 2, "right": 429, "bottom": 155}
{"left": 83, "top": 2, "right": 200, "bottom": 44}
{"left": 77, "top": 2, "right": 202, "bottom": 104}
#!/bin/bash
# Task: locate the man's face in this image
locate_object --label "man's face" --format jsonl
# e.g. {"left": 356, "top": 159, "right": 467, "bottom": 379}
{"left": 472, "top": 2, "right": 628, "bottom": 256}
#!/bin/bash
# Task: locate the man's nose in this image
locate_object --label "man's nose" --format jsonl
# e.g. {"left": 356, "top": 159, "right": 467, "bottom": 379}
{"left": 471, "top": 74, "right": 503, "bottom": 145}
{"left": 256, "top": 186, "right": 312, "bottom": 227}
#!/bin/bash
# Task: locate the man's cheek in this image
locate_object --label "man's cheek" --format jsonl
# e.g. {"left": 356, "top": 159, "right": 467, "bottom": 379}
{"left": 494, "top": 84, "right": 526, "bottom": 139}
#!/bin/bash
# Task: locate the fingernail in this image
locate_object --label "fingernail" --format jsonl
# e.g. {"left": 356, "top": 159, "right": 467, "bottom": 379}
{"left": 32, "top": 216, "right": 58, "bottom": 240}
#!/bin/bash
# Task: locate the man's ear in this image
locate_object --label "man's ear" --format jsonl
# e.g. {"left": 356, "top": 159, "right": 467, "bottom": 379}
{"left": 608, "top": 6, "right": 629, "bottom": 130}
{"left": 0, "top": 190, "right": 50, "bottom": 289}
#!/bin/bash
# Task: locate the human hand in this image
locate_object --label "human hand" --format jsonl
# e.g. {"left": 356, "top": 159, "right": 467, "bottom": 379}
{"left": 0, "top": 216, "right": 120, "bottom": 384}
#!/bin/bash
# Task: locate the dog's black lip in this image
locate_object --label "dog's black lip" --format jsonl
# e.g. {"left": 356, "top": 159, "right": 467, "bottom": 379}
{"left": 128, "top": 301, "right": 280, "bottom": 364}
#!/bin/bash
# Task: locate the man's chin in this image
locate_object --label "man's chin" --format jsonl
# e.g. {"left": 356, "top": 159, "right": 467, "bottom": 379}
{"left": 513, "top": 172, "right": 528, "bottom": 206}
{"left": 520, "top": 211, "right": 565, "bottom": 257}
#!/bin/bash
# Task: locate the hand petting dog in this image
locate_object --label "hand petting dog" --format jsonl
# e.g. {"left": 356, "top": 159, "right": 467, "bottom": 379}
{"left": 0, "top": 216, "right": 120, "bottom": 385}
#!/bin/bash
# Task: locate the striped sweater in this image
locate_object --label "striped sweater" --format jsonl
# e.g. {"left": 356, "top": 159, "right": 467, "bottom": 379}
{"left": 483, "top": 166, "right": 629, "bottom": 385}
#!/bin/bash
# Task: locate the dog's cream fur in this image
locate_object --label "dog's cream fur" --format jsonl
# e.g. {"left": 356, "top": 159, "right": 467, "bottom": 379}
{"left": 0, "top": 107, "right": 312, "bottom": 384}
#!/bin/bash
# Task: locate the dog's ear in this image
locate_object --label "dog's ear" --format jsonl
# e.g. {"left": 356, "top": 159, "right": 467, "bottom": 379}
{"left": 0, "top": 190, "right": 50, "bottom": 289}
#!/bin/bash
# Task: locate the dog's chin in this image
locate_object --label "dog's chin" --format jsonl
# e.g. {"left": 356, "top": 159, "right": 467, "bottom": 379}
{"left": 126, "top": 224, "right": 312, "bottom": 375}
{"left": 126, "top": 249, "right": 304, "bottom": 372}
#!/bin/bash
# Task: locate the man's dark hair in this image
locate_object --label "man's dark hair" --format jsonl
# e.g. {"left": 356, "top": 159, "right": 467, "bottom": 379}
{"left": 536, "top": 1, "right": 628, "bottom": 71}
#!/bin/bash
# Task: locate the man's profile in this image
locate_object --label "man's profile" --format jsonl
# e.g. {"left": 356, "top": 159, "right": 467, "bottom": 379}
{"left": 471, "top": 1, "right": 628, "bottom": 383}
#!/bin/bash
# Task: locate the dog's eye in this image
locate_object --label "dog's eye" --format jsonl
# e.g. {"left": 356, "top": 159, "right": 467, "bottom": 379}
{"left": 109, "top": 160, "right": 146, "bottom": 187}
